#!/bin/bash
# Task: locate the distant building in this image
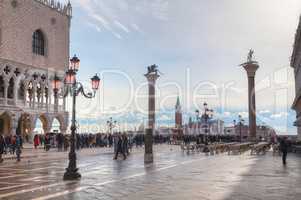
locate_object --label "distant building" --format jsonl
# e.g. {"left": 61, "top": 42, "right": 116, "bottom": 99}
{"left": 0, "top": 0, "right": 72, "bottom": 140}
{"left": 224, "top": 124, "right": 277, "bottom": 142}
{"left": 291, "top": 15, "right": 301, "bottom": 141}
{"left": 173, "top": 96, "right": 183, "bottom": 136}
{"left": 175, "top": 97, "right": 182, "bottom": 129}
{"left": 184, "top": 118, "right": 224, "bottom": 135}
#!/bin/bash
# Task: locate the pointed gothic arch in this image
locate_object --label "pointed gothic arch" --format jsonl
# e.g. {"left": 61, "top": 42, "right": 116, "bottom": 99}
{"left": 0, "top": 112, "right": 12, "bottom": 136}
{"left": 7, "top": 77, "right": 14, "bottom": 99}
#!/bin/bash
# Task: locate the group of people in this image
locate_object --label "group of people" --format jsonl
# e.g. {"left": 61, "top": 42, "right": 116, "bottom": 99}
{"left": 33, "top": 133, "right": 69, "bottom": 151}
{"left": 0, "top": 130, "right": 293, "bottom": 166}
{"left": 0, "top": 134, "right": 22, "bottom": 162}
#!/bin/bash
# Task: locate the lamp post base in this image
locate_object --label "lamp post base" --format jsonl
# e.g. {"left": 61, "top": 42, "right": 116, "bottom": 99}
{"left": 63, "top": 168, "right": 81, "bottom": 180}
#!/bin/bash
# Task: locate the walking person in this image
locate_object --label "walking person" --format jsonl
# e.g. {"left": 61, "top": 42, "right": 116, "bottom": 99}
{"left": 122, "top": 133, "right": 129, "bottom": 156}
{"left": 15, "top": 135, "right": 22, "bottom": 162}
{"left": 114, "top": 135, "right": 126, "bottom": 160}
{"left": 280, "top": 137, "right": 289, "bottom": 165}
{"left": 44, "top": 134, "right": 51, "bottom": 151}
{"left": 0, "top": 135, "right": 5, "bottom": 163}
{"left": 10, "top": 135, "right": 16, "bottom": 155}
{"left": 63, "top": 135, "right": 69, "bottom": 151}
{"left": 34, "top": 134, "right": 40, "bottom": 149}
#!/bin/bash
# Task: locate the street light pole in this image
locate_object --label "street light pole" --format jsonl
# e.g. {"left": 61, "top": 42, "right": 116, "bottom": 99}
{"left": 202, "top": 103, "right": 213, "bottom": 136}
{"left": 55, "top": 55, "right": 101, "bottom": 181}
{"left": 64, "top": 80, "right": 80, "bottom": 180}
{"left": 238, "top": 115, "right": 244, "bottom": 143}
{"left": 107, "top": 117, "right": 117, "bottom": 134}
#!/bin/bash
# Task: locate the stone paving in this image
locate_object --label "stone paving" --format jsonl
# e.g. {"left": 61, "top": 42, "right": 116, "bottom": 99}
{"left": 0, "top": 145, "right": 300, "bottom": 200}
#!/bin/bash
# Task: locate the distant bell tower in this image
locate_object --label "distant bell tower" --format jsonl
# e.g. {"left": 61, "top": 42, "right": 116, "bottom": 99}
{"left": 175, "top": 96, "right": 183, "bottom": 130}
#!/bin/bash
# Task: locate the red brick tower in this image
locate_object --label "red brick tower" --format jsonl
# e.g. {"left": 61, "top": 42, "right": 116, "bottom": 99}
{"left": 175, "top": 97, "right": 183, "bottom": 135}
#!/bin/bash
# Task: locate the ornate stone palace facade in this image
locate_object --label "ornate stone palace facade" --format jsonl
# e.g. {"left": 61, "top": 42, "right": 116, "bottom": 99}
{"left": 291, "top": 15, "right": 301, "bottom": 140}
{"left": 0, "top": 0, "right": 72, "bottom": 139}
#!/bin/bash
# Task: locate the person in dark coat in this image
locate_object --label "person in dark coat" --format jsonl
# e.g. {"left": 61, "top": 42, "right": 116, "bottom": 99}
{"left": 280, "top": 137, "right": 289, "bottom": 165}
{"left": 0, "top": 135, "right": 5, "bottom": 163}
{"left": 114, "top": 135, "right": 126, "bottom": 160}
{"left": 44, "top": 134, "right": 51, "bottom": 151}
{"left": 122, "top": 134, "right": 129, "bottom": 155}
{"left": 15, "top": 135, "right": 22, "bottom": 162}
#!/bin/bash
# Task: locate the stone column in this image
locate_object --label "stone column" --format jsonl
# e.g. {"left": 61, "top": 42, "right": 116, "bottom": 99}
{"left": 144, "top": 66, "right": 160, "bottom": 163}
{"left": 54, "top": 89, "right": 59, "bottom": 112}
{"left": 10, "top": 113, "right": 19, "bottom": 136}
{"left": 24, "top": 84, "right": 28, "bottom": 107}
{"left": 13, "top": 81, "right": 17, "bottom": 106}
{"left": 46, "top": 87, "right": 50, "bottom": 112}
{"left": 48, "top": 87, "right": 52, "bottom": 112}
{"left": 63, "top": 96, "right": 66, "bottom": 112}
{"left": 32, "top": 84, "right": 36, "bottom": 109}
{"left": 241, "top": 62, "right": 259, "bottom": 141}
{"left": 41, "top": 87, "right": 45, "bottom": 110}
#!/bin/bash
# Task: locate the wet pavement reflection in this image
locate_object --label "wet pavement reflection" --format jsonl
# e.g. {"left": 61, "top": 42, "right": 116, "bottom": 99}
{"left": 0, "top": 145, "right": 300, "bottom": 200}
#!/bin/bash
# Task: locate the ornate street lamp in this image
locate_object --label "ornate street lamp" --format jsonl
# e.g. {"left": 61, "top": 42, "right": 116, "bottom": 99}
{"left": 107, "top": 117, "right": 117, "bottom": 134}
{"left": 91, "top": 74, "right": 101, "bottom": 91}
{"left": 52, "top": 74, "right": 63, "bottom": 113}
{"left": 52, "top": 74, "right": 61, "bottom": 92}
{"left": 69, "top": 55, "right": 80, "bottom": 72}
{"left": 238, "top": 115, "right": 245, "bottom": 143}
{"left": 52, "top": 74, "right": 61, "bottom": 110}
{"left": 202, "top": 102, "right": 212, "bottom": 135}
{"left": 55, "top": 54, "right": 101, "bottom": 181}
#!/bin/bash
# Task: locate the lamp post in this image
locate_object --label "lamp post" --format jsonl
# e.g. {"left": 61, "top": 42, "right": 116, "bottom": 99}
{"left": 107, "top": 117, "right": 117, "bottom": 134}
{"left": 53, "top": 55, "right": 100, "bottom": 181}
{"left": 52, "top": 74, "right": 61, "bottom": 112}
{"left": 195, "top": 109, "right": 200, "bottom": 135}
{"left": 201, "top": 102, "right": 213, "bottom": 135}
{"left": 238, "top": 115, "right": 245, "bottom": 143}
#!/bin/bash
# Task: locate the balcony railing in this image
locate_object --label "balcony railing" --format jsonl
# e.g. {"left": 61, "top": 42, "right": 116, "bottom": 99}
{"left": 0, "top": 98, "right": 65, "bottom": 113}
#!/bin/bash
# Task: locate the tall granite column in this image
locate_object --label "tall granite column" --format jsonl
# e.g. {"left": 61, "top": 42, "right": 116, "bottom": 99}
{"left": 241, "top": 52, "right": 259, "bottom": 141}
{"left": 144, "top": 65, "right": 160, "bottom": 163}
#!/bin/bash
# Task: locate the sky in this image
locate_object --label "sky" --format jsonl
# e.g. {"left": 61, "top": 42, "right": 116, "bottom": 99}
{"left": 57, "top": 0, "right": 301, "bottom": 134}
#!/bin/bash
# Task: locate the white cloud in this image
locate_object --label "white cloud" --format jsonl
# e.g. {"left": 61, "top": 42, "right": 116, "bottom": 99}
{"left": 259, "top": 110, "right": 271, "bottom": 114}
{"left": 270, "top": 112, "right": 289, "bottom": 119}
{"left": 74, "top": 0, "right": 169, "bottom": 38}
{"left": 114, "top": 20, "right": 130, "bottom": 33}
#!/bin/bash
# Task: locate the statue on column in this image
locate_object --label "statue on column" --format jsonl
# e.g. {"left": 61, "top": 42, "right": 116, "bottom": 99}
{"left": 146, "top": 64, "right": 162, "bottom": 76}
{"left": 240, "top": 49, "right": 258, "bottom": 66}
{"left": 247, "top": 49, "right": 254, "bottom": 62}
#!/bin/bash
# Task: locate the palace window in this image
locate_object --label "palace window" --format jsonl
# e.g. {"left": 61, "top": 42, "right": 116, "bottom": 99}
{"left": 7, "top": 78, "right": 14, "bottom": 99}
{"left": 18, "top": 81, "right": 25, "bottom": 100}
{"left": 32, "top": 30, "right": 45, "bottom": 56}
